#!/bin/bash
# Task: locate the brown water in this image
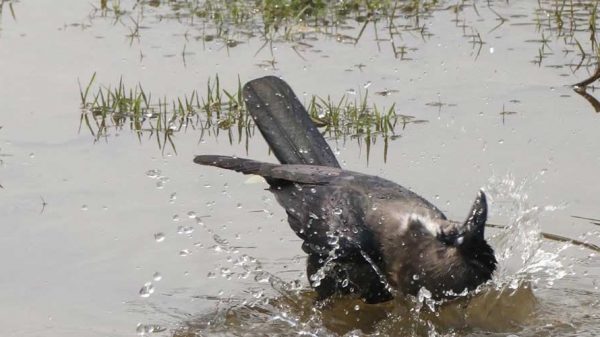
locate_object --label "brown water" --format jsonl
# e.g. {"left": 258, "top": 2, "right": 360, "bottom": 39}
{"left": 0, "top": 1, "right": 599, "bottom": 336}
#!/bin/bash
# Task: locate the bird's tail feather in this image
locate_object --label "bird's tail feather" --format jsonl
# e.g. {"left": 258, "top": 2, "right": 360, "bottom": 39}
{"left": 193, "top": 155, "right": 277, "bottom": 176}
{"left": 242, "top": 76, "right": 340, "bottom": 168}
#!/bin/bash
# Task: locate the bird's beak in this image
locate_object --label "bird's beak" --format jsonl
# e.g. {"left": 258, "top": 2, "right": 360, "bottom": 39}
{"left": 461, "top": 190, "right": 488, "bottom": 241}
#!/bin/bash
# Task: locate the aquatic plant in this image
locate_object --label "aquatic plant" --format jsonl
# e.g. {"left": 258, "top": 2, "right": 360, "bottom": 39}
{"left": 78, "top": 73, "right": 426, "bottom": 160}
{"left": 88, "top": 1, "right": 600, "bottom": 69}
{"left": 88, "top": 0, "right": 442, "bottom": 61}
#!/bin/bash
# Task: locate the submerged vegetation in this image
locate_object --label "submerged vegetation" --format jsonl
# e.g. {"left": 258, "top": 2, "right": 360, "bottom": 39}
{"left": 79, "top": 74, "right": 426, "bottom": 160}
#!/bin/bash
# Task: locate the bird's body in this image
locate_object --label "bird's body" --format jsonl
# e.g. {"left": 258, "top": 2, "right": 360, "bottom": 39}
{"left": 194, "top": 76, "right": 496, "bottom": 303}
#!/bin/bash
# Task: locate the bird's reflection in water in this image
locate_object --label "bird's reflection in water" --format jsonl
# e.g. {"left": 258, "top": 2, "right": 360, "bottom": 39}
{"left": 174, "top": 281, "right": 535, "bottom": 336}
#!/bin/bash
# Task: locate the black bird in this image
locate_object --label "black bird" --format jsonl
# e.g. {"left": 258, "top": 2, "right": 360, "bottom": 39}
{"left": 194, "top": 76, "right": 496, "bottom": 303}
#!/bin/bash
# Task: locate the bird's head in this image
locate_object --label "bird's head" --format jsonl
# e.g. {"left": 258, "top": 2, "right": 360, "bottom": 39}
{"left": 404, "top": 190, "right": 497, "bottom": 298}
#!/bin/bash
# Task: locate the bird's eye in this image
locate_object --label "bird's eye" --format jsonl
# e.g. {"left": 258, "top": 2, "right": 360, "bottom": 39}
{"left": 439, "top": 230, "right": 463, "bottom": 246}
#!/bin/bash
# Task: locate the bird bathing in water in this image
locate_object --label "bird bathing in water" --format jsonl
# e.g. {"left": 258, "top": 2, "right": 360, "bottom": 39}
{"left": 194, "top": 76, "right": 496, "bottom": 304}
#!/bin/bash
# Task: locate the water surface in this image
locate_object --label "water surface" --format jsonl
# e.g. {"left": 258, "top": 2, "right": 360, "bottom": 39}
{"left": 0, "top": 1, "right": 599, "bottom": 336}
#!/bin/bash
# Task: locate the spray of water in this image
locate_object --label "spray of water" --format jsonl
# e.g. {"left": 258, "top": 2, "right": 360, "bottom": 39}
{"left": 485, "top": 174, "right": 567, "bottom": 288}
{"left": 176, "top": 174, "right": 577, "bottom": 337}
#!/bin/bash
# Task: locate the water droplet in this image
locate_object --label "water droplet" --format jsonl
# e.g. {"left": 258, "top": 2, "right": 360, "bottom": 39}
{"left": 354, "top": 304, "right": 360, "bottom": 311}
{"left": 154, "top": 233, "right": 165, "bottom": 242}
{"left": 333, "top": 208, "right": 343, "bottom": 215}
{"left": 213, "top": 234, "right": 229, "bottom": 245}
{"left": 327, "top": 234, "right": 339, "bottom": 245}
{"left": 236, "top": 203, "right": 242, "bottom": 209}
{"left": 136, "top": 323, "right": 165, "bottom": 334}
{"left": 177, "top": 226, "right": 194, "bottom": 235}
{"left": 498, "top": 139, "right": 504, "bottom": 144}
{"left": 139, "top": 282, "right": 154, "bottom": 297}
{"left": 220, "top": 268, "right": 232, "bottom": 279}
{"left": 287, "top": 279, "right": 302, "bottom": 290}
{"left": 152, "top": 272, "right": 162, "bottom": 282}
{"left": 179, "top": 249, "right": 191, "bottom": 257}
{"left": 81, "top": 205, "right": 88, "bottom": 211}
{"left": 207, "top": 271, "right": 216, "bottom": 278}
{"left": 169, "top": 193, "right": 177, "bottom": 203}
{"left": 254, "top": 271, "right": 271, "bottom": 283}
{"left": 172, "top": 214, "right": 180, "bottom": 222}
{"left": 417, "top": 287, "right": 432, "bottom": 302}
{"left": 187, "top": 211, "right": 196, "bottom": 218}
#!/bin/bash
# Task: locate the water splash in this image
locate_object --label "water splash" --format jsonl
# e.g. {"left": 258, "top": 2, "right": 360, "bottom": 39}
{"left": 173, "top": 174, "right": 586, "bottom": 337}
{"left": 308, "top": 233, "right": 338, "bottom": 288}
{"left": 485, "top": 174, "right": 567, "bottom": 288}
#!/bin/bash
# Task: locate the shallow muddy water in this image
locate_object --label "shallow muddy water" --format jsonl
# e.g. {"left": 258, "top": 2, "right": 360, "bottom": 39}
{"left": 0, "top": 1, "right": 599, "bottom": 336}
